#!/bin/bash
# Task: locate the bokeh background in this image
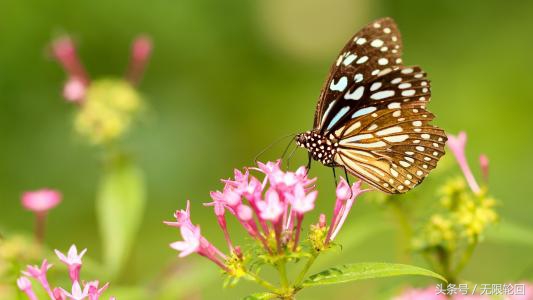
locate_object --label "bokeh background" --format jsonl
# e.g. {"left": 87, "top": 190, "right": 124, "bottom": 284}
{"left": 1, "top": 0, "right": 533, "bottom": 299}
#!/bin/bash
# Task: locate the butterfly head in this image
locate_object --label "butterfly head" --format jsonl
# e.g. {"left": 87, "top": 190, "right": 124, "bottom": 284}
{"left": 295, "top": 130, "right": 338, "bottom": 166}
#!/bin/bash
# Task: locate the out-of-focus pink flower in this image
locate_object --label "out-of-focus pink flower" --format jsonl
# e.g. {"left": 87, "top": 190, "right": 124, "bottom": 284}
{"left": 479, "top": 154, "right": 489, "bottom": 184}
{"left": 127, "top": 35, "right": 152, "bottom": 85}
{"left": 447, "top": 132, "right": 481, "bottom": 194}
{"left": 51, "top": 36, "right": 89, "bottom": 84}
{"left": 170, "top": 225, "right": 201, "bottom": 257}
{"left": 55, "top": 245, "right": 87, "bottom": 282}
{"left": 256, "top": 188, "right": 284, "bottom": 222}
{"left": 23, "top": 260, "right": 54, "bottom": 298}
{"left": 61, "top": 281, "right": 89, "bottom": 300}
{"left": 17, "top": 276, "right": 38, "bottom": 300}
{"left": 454, "top": 295, "right": 491, "bottom": 300}
{"left": 53, "top": 287, "right": 67, "bottom": 300}
{"left": 63, "top": 77, "right": 87, "bottom": 102}
{"left": 21, "top": 189, "right": 62, "bottom": 214}
{"left": 86, "top": 280, "right": 110, "bottom": 300}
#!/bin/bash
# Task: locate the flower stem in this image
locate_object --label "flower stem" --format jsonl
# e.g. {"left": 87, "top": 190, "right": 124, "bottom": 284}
{"left": 294, "top": 253, "right": 318, "bottom": 288}
{"left": 245, "top": 271, "right": 278, "bottom": 292}
{"left": 453, "top": 236, "right": 478, "bottom": 280}
{"left": 35, "top": 213, "right": 46, "bottom": 245}
{"left": 276, "top": 259, "right": 289, "bottom": 290}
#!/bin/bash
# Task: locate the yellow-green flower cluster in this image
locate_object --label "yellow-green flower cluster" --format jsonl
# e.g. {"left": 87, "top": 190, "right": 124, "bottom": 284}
{"left": 414, "top": 177, "right": 498, "bottom": 251}
{"left": 308, "top": 223, "right": 329, "bottom": 252}
{"left": 75, "top": 79, "right": 142, "bottom": 145}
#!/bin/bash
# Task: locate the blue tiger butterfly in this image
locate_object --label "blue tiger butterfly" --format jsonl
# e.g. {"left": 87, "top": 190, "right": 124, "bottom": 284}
{"left": 295, "top": 17, "right": 447, "bottom": 194}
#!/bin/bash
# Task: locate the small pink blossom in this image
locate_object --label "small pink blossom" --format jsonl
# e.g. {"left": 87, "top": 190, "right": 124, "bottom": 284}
{"left": 286, "top": 184, "right": 317, "bottom": 215}
{"left": 55, "top": 245, "right": 87, "bottom": 282}
{"left": 328, "top": 179, "right": 368, "bottom": 242}
{"left": 21, "top": 189, "right": 62, "bottom": 213}
{"left": 170, "top": 225, "right": 201, "bottom": 258}
{"left": 127, "top": 35, "right": 152, "bottom": 85}
{"left": 164, "top": 200, "right": 193, "bottom": 229}
{"left": 86, "top": 281, "right": 110, "bottom": 300}
{"left": 479, "top": 154, "right": 489, "bottom": 183}
{"left": 63, "top": 77, "right": 87, "bottom": 102}
{"left": 447, "top": 132, "right": 480, "bottom": 194}
{"left": 17, "top": 276, "right": 38, "bottom": 300}
{"left": 61, "top": 281, "right": 90, "bottom": 300}
{"left": 256, "top": 188, "right": 284, "bottom": 222}
{"left": 23, "top": 260, "right": 54, "bottom": 298}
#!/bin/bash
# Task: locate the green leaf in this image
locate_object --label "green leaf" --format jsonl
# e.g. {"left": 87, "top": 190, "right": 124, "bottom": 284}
{"left": 97, "top": 154, "right": 146, "bottom": 278}
{"left": 243, "top": 292, "right": 278, "bottom": 300}
{"left": 302, "top": 262, "right": 446, "bottom": 287}
{"left": 486, "top": 221, "right": 533, "bottom": 248}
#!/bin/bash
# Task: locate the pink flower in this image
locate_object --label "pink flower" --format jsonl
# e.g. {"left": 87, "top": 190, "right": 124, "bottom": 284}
{"left": 127, "top": 35, "right": 152, "bottom": 85}
{"left": 170, "top": 225, "right": 201, "bottom": 257}
{"left": 256, "top": 188, "right": 284, "bottom": 222}
{"left": 86, "top": 280, "right": 110, "bottom": 300}
{"left": 328, "top": 179, "right": 368, "bottom": 242}
{"left": 286, "top": 184, "right": 317, "bottom": 215}
{"left": 164, "top": 200, "right": 193, "bottom": 228}
{"left": 63, "top": 77, "right": 87, "bottom": 102}
{"left": 61, "top": 281, "right": 90, "bottom": 300}
{"left": 447, "top": 132, "right": 481, "bottom": 194}
{"left": 51, "top": 36, "right": 90, "bottom": 103}
{"left": 21, "top": 189, "right": 62, "bottom": 214}
{"left": 55, "top": 245, "right": 87, "bottom": 282}
{"left": 53, "top": 287, "right": 67, "bottom": 300}
{"left": 17, "top": 276, "right": 38, "bottom": 300}
{"left": 23, "top": 260, "right": 54, "bottom": 298}
{"left": 479, "top": 154, "right": 489, "bottom": 183}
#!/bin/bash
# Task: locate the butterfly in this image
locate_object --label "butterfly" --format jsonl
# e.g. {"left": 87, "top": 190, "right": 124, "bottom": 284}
{"left": 295, "top": 17, "right": 447, "bottom": 194}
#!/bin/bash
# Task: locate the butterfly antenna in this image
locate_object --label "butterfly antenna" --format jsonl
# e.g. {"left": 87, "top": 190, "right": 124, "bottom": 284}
{"left": 285, "top": 142, "right": 299, "bottom": 168}
{"left": 254, "top": 132, "right": 298, "bottom": 163}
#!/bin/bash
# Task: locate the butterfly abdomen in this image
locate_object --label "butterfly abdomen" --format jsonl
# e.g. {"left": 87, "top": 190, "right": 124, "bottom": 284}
{"left": 296, "top": 131, "right": 338, "bottom": 166}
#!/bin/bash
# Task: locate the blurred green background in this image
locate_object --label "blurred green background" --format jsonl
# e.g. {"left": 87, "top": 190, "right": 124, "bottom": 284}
{"left": 1, "top": 0, "right": 533, "bottom": 299}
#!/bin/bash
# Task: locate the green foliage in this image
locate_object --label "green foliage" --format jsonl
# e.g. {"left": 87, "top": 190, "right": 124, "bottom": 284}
{"left": 302, "top": 263, "right": 446, "bottom": 287}
{"left": 96, "top": 154, "right": 146, "bottom": 278}
{"left": 243, "top": 292, "right": 278, "bottom": 300}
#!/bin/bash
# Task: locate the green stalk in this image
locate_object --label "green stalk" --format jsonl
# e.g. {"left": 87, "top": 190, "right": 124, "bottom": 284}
{"left": 294, "top": 253, "right": 318, "bottom": 288}
{"left": 244, "top": 271, "right": 278, "bottom": 292}
{"left": 453, "top": 236, "right": 478, "bottom": 280}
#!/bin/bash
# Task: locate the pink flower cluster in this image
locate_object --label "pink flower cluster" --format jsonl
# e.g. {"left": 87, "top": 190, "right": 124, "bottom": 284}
{"left": 51, "top": 35, "right": 152, "bottom": 103}
{"left": 165, "top": 160, "right": 368, "bottom": 271}
{"left": 17, "top": 245, "right": 114, "bottom": 300}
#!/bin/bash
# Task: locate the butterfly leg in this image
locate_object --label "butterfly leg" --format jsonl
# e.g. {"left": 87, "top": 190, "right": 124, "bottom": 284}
{"left": 332, "top": 167, "right": 338, "bottom": 186}
{"left": 305, "top": 153, "right": 312, "bottom": 175}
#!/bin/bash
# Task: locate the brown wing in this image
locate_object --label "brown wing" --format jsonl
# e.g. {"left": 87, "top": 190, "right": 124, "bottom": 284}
{"left": 314, "top": 17, "right": 403, "bottom": 131}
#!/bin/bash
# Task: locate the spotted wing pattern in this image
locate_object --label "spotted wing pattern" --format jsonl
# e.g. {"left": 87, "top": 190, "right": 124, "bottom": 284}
{"left": 313, "top": 18, "right": 447, "bottom": 194}
{"left": 314, "top": 17, "right": 403, "bottom": 130}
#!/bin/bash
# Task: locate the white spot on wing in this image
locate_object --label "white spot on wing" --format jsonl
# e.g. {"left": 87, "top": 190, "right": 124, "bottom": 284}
{"left": 371, "top": 90, "right": 395, "bottom": 100}
{"left": 376, "top": 126, "right": 403, "bottom": 136}
{"left": 354, "top": 73, "right": 363, "bottom": 83}
{"left": 342, "top": 54, "right": 357, "bottom": 66}
{"left": 370, "top": 82, "right": 382, "bottom": 91}
{"left": 371, "top": 39, "right": 384, "bottom": 47}
{"left": 383, "top": 135, "right": 409, "bottom": 142}
{"left": 330, "top": 76, "right": 348, "bottom": 92}
{"left": 356, "top": 56, "right": 369, "bottom": 64}
{"left": 344, "top": 86, "right": 365, "bottom": 100}
{"left": 352, "top": 106, "right": 376, "bottom": 118}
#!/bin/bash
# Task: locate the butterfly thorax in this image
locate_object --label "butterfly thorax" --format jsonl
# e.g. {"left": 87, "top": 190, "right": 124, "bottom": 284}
{"left": 295, "top": 130, "right": 338, "bottom": 166}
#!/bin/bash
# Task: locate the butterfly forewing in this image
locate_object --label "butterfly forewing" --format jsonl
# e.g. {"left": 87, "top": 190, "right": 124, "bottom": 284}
{"left": 314, "top": 17, "right": 403, "bottom": 130}
{"left": 308, "top": 17, "right": 447, "bottom": 194}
